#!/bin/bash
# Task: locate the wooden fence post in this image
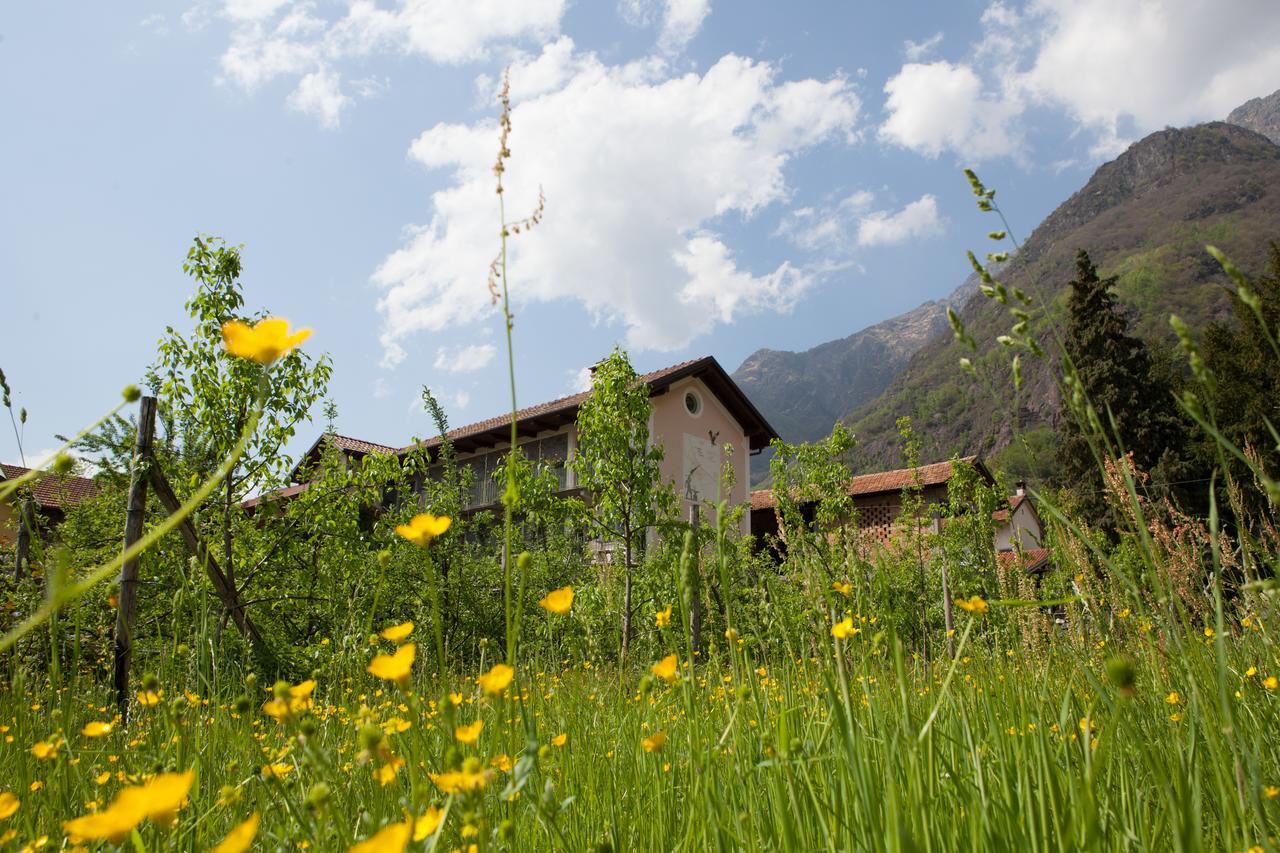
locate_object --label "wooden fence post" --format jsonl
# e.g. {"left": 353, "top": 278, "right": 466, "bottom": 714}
{"left": 114, "top": 396, "right": 156, "bottom": 720}
{"left": 14, "top": 497, "right": 31, "bottom": 580}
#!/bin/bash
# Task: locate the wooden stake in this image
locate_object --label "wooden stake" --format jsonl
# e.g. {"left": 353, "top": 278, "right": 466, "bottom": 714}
{"left": 114, "top": 396, "right": 156, "bottom": 719}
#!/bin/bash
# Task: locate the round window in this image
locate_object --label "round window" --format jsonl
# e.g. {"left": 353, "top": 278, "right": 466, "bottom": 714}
{"left": 684, "top": 390, "right": 703, "bottom": 416}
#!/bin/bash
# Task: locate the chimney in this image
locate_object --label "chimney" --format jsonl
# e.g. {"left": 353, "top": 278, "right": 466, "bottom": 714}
{"left": 1015, "top": 480, "right": 1026, "bottom": 497}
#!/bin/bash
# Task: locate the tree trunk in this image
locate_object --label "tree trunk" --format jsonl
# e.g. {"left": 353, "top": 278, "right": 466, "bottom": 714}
{"left": 224, "top": 470, "right": 235, "bottom": 589}
{"left": 941, "top": 563, "right": 955, "bottom": 659}
{"left": 146, "top": 464, "right": 274, "bottom": 671}
{"left": 621, "top": 533, "right": 633, "bottom": 663}
{"left": 114, "top": 396, "right": 157, "bottom": 721}
{"left": 687, "top": 505, "right": 703, "bottom": 663}
{"left": 14, "top": 498, "right": 30, "bottom": 580}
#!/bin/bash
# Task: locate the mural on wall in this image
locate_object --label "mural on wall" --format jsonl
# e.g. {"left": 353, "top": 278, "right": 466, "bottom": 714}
{"left": 682, "top": 432, "right": 720, "bottom": 503}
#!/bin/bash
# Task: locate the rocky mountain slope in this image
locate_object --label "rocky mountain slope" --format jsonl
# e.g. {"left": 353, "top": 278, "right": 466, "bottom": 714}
{"left": 731, "top": 278, "right": 973, "bottom": 447}
{"left": 844, "top": 119, "right": 1280, "bottom": 470}
{"left": 1228, "top": 89, "right": 1280, "bottom": 145}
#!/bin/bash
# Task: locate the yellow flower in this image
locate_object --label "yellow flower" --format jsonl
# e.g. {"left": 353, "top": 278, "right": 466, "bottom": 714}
{"left": 394, "top": 514, "right": 452, "bottom": 547}
{"left": 831, "top": 581, "right": 852, "bottom": 597}
{"left": 1204, "top": 626, "right": 1215, "bottom": 638}
{"left": 137, "top": 690, "right": 161, "bottom": 708}
{"left": 1264, "top": 676, "right": 1278, "bottom": 690}
{"left": 94, "top": 772, "right": 111, "bottom": 785}
{"left": 81, "top": 722, "right": 113, "bottom": 738}
{"left": 30, "top": 741, "right": 57, "bottom": 760}
{"left": 831, "top": 618, "right": 856, "bottom": 639}
{"left": 477, "top": 663, "right": 514, "bottom": 696}
{"left": 551, "top": 733, "right": 567, "bottom": 747}
{"left": 1265, "top": 786, "right": 1280, "bottom": 799}
{"left": 213, "top": 813, "right": 260, "bottom": 853}
{"left": 290, "top": 680, "right": 316, "bottom": 700}
{"left": 429, "top": 765, "right": 493, "bottom": 795}
{"left": 655, "top": 605, "right": 672, "bottom": 628}
{"left": 262, "top": 763, "right": 294, "bottom": 780}
{"left": 955, "top": 596, "right": 988, "bottom": 615}
{"left": 413, "top": 808, "right": 444, "bottom": 841}
{"left": 539, "top": 586, "right": 574, "bottom": 615}
{"left": 221, "top": 317, "right": 312, "bottom": 365}
{"left": 1165, "top": 692, "right": 1180, "bottom": 705}
{"left": 374, "top": 755, "right": 405, "bottom": 787}
{"left": 63, "top": 770, "right": 194, "bottom": 843}
{"left": 490, "top": 754, "right": 513, "bottom": 773}
{"left": 449, "top": 692, "right": 463, "bottom": 706}
{"left": 455, "top": 720, "right": 484, "bottom": 745}
{"left": 0, "top": 793, "right": 18, "bottom": 820}
{"left": 641, "top": 731, "right": 667, "bottom": 753}
{"left": 349, "top": 821, "right": 410, "bottom": 853}
{"left": 380, "top": 622, "right": 414, "bottom": 644}
{"left": 368, "top": 643, "right": 416, "bottom": 687}
{"left": 1245, "top": 666, "right": 1257, "bottom": 678}
{"left": 651, "top": 654, "right": 679, "bottom": 684}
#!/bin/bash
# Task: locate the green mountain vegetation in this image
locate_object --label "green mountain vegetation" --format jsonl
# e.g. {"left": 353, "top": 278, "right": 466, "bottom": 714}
{"left": 845, "top": 120, "right": 1280, "bottom": 479}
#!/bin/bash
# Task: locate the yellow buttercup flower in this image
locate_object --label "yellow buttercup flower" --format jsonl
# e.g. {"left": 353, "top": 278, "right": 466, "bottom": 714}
{"left": 374, "top": 755, "right": 405, "bottom": 787}
{"left": 1165, "top": 692, "right": 1180, "bottom": 705}
{"left": 551, "top": 733, "right": 567, "bottom": 747}
{"left": 955, "top": 596, "right": 988, "bottom": 615}
{"left": 221, "top": 317, "right": 312, "bottom": 365}
{"left": 380, "top": 621, "right": 414, "bottom": 643}
{"left": 395, "top": 514, "right": 452, "bottom": 547}
{"left": 213, "top": 813, "right": 260, "bottom": 853}
{"left": 0, "top": 793, "right": 18, "bottom": 820}
{"left": 831, "top": 618, "right": 856, "bottom": 639}
{"left": 641, "top": 730, "right": 667, "bottom": 753}
{"left": 1245, "top": 666, "right": 1257, "bottom": 678}
{"left": 539, "top": 586, "right": 574, "bottom": 615}
{"left": 651, "top": 654, "right": 679, "bottom": 684}
{"left": 413, "top": 807, "right": 444, "bottom": 841}
{"left": 455, "top": 720, "right": 484, "bottom": 745}
{"left": 30, "top": 741, "right": 57, "bottom": 760}
{"left": 349, "top": 820, "right": 411, "bottom": 853}
{"left": 429, "top": 763, "right": 493, "bottom": 795}
{"left": 81, "top": 722, "right": 113, "bottom": 738}
{"left": 831, "top": 580, "right": 852, "bottom": 597}
{"left": 1264, "top": 676, "right": 1278, "bottom": 690}
{"left": 63, "top": 770, "right": 194, "bottom": 843}
{"left": 262, "top": 763, "right": 294, "bottom": 780}
{"left": 368, "top": 643, "right": 416, "bottom": 687}
{"left": 478, "top": 663, "right": 514, "bottom": 696}
{"left": 137, "top": 690, "right": 161, "bottom": 708}
{"left": 489, "top": 754, "right": 513, "bottom": 773}
{"left": 655, "top": 605, "right": 672, "bottom": 628}
{"left": 1265, "top": 786, "right": 1280, "bottom": 799}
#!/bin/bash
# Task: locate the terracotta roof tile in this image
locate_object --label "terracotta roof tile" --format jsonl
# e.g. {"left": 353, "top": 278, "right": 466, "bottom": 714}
{"left": 327, "top": 434, "right": 397, "bottom": 455}
{"left": 996, "top": 548, "right": 1051, "bottom": 572}
{"left": 750, "top": 457, "right": 978, "bottom": 511}
{"left": 1, "top": 463, "right": 99, "bottom": 510}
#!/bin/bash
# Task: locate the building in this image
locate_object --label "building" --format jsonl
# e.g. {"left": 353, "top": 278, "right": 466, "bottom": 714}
{"left": 1, "top": 463, "right": 100, "bottom": 546}
{"left": 993, "top": 482, "right": 1045, "bottom": 553}
{"left": 260, "top": 356, "right": 779, "bottom": 533}
{"left": 749, "top": 457, "right": 995, "bottom": 546}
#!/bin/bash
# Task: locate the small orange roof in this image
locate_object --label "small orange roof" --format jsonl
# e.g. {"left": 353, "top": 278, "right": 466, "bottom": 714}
{"left": 1, "top": 463, "right": 99, "bottom": 510}
{"left": 750, "top": 456, "right": 982, "bottom": 511}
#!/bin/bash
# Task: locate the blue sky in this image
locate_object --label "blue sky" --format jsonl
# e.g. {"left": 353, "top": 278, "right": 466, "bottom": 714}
{"left": 3, "top": 0, "right": 1278, "bottom": 470}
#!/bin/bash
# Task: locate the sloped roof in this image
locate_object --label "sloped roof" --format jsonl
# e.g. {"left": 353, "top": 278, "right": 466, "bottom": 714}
{"left": 991, "top": 494, "right": 1026, "bottom": 522}
{"left": 996, "top": 547, "right": 1052, "bottom": 574}
{"left": 1, "top": 463, "right": 99, "bottom": 510}
{"left": 750, "top": 456, "right": 984, "bottom": 511}
{"left": 403, "top": 356, "right": 779, "bottom": 455}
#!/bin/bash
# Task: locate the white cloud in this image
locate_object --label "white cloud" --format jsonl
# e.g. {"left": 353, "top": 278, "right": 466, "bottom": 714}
{"left": 856, "top": 194, "right": 945, "bottom": 247}
{"left": 880, "top": 0, "right": 1280, "bottom": 162}
{"left": 776, "top": 190, "right": 945, "bottom": 253}
{"left": 903, "top": 32, "right": 943, "bottom": 61}
{"left": 619, "top": 0, "right": 711, "bottom": 54}
{"left": 568, "top": 366, "right": 593, "bottom": 393}
{"left": 286, "top": 68, "right": 351, "bottom": 128}
{"left": 879, "top": 60, "right": 1022, "bottom": 160}
{"left": 433, "top": 343, "right": 497, "bottom": 373}
{"left": 214, "top": 0, "right": 567, "bottom": 125}
{"left": 374, "top": 41, "right": 860, "bottom": 360}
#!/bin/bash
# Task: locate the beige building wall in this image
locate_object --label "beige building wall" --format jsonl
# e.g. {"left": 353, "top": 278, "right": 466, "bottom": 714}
{"left": 649, "top": 376, "right": 750, "bottom": 534}
{"left": 0, "top": 500, "right": 17, "bottom": 546}
{"left": 995, "top": 501, "right": 1043, "bottom": 552}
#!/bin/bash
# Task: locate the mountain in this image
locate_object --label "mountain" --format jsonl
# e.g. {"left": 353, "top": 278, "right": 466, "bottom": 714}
{"left": 844, "top": 119, "right": 1280, "bottom": 472}
{"left": 732, "top": 278, "right": 973, "bottom": 447}
{"left": 1228, "top": 89, "right": 1280, "bottom": 145}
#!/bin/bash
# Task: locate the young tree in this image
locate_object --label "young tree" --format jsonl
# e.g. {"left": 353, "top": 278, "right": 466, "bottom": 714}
{"left": 1200, "top": 243, "right": 1280, "bottom": 520}
{"left": 146, "top": 236, "right": 332, "bottom": 648}
{"left": 570, "top": 347, "right": 670, "bottom": 661}
{"left": 1055, "top": 250, "right": 1187, "bottom": 522}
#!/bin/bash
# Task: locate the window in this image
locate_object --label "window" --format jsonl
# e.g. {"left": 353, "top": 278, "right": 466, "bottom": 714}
{"left": 684, "top": 389, "right": 703, "bottom": 417}
{"left": 453, "top": 432, "right": 572, "bottom": 510}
